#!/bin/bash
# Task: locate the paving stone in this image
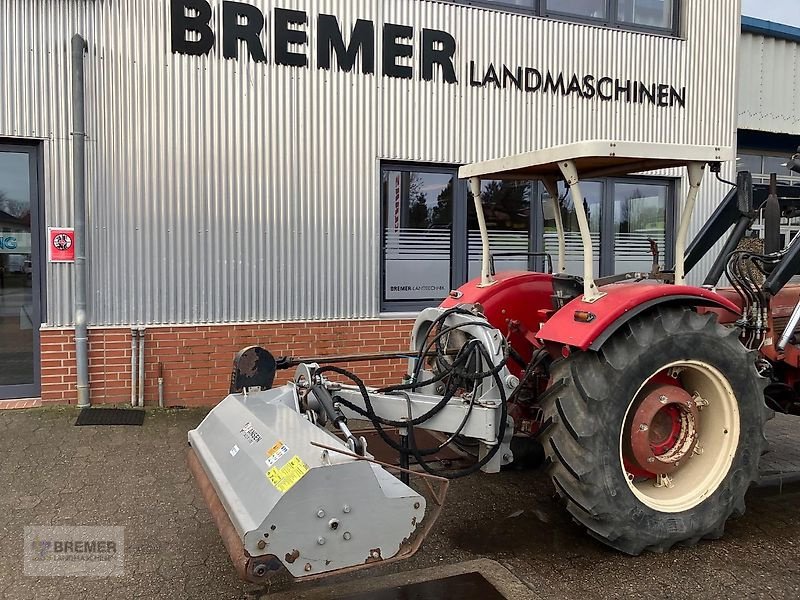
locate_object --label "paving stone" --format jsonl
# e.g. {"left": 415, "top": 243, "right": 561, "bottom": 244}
{"left": 3, "top": 407, "right": 800, "bottom": 599}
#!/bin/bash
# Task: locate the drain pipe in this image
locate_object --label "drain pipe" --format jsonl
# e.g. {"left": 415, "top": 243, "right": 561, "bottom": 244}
{"left": 157, "top": 362, "right": 165, "bottom": 408}
{"left": 72, "top": 34, "right": 90, "bottom": 409}
{"left": 130, "top": 327, "right": 138, "bottom": 407}
{"left": 138, "top": 328, "right": 146, "bottom": 407}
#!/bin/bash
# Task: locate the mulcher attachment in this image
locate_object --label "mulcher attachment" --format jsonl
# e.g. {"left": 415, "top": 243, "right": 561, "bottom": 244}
{"left": 188, "top": 387, "right": 430, "bottom": 584}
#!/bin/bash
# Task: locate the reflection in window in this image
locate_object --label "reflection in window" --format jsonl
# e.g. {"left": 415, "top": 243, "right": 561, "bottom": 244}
{"left": 763, "top": 156, "right": 795, "bottom": 184}
{"left": 737, "top": 151, "right": 800, "bottom": 186}
{"left": 542, "top": 181, "right": 603, "bottom": 278}
{"left": 614, "top": 183, "right": 668, "bottom": 274}
{"left": 736, "top": 154, "right": 762, "bottom": 176}
{"left": 382, "top": 169, "right": 454, "bottom": 304}
{"left": 617, "top": 0, "right": 673, "bottom": 29}
{"left": 480, "top": 0, "right": 534, "bottom": 6}
{"left": 468, "top": 181, "right": 532, "bottom": 279}
{"left": 0, "top": 151, "right": 34, "bottom": 386}
{"left": 545, "top": 0, "right": 607, "bottom": 19}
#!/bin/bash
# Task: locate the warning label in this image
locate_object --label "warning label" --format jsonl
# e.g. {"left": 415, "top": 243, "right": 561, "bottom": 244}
{"left": 266, "top": 456, "right": 309, "bottom": 493}
{"left": 265, "top": 441, "right": 289, "bottom": 468}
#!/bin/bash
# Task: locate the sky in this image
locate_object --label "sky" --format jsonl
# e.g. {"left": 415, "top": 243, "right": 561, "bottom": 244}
{"left": 742, "top": 0, "right": 800, "bottom": 29}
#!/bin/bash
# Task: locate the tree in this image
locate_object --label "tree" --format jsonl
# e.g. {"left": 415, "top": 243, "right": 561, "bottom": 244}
{"left": 407, "top": 194, "right": 430, "bottom": 228}
{"left": 430, "top": 179, "right": 453, "bottom": 227}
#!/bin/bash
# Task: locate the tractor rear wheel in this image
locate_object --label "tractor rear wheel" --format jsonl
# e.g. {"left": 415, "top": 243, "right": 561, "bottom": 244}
{"left": 539, "top": 306, "right": 770, "bottom": 554}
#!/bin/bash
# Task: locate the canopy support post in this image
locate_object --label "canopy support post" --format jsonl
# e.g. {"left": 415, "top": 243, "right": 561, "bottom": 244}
{"left": 674, "top": 162, "right": 706, "bottom": 286}
{"left": 558, "top": 160, "right": 603, "bottom": 302}
{"left": 470, "top": 176, "right": 496, "bottom": 288}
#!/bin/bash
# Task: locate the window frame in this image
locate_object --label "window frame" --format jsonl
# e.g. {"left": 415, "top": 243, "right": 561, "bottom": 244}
{"left": 737, "top": 148, "right": 800, "bottom": 186}
{"left": 531, "top": 176, "right": 677, "bottom": 278}
{"left": 380, "top": 162, "right": 466, "bottom": 313}
{"left": 0, "top": 141, "right": 44, "bottom": 400}
{"left": 444, "top": 0, "right": 680, "bottom": 37}
{"left": 379, "top": 162, "right": 678, "bottom": 312}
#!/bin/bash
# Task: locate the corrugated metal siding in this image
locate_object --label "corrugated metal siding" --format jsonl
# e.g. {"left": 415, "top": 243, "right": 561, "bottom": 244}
{"left": 739, "top": 31, "right": 800, "bottom": 135}
{"left": 0, "top": 0, "right": 740, "bottom": 326}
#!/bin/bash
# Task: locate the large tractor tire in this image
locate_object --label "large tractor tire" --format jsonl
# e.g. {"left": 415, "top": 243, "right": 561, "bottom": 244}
{"left": 539, "top": 306, "right": 770, "bottom": 554}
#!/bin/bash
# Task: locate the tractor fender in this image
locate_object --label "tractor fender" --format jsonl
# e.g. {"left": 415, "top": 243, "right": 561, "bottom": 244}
{"left": 536, "top": 283, "right": 741, "bottom": 351}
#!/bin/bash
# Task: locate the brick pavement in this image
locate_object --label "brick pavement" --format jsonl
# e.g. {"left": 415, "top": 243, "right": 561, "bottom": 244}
{"left": 2, "top": 407, "right": 800, "bottom": 599}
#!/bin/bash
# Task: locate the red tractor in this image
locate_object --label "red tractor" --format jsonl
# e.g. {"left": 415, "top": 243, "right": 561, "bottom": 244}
{"left": 188, "top": 141, "right": 800, "bottom": 584}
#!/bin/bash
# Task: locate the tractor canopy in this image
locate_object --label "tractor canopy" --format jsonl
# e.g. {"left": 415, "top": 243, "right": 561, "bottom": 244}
{"left": 458, "top": 140, "right": 732, "bottom": 181}
{"left": 458, "top": 140, "right": 735, "bottom": 301}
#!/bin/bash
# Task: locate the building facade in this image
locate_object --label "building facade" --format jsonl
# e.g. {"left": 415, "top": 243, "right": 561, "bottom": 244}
{"left": 0, "top": 0, "right": 743, "bottom": 405}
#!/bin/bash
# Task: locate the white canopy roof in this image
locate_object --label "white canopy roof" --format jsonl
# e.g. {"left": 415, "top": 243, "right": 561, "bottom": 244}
{"left": 458, "top": 140, "right": 734, "bottom": 181}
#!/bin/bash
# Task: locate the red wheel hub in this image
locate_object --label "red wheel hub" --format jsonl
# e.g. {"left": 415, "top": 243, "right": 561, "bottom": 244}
{"left": 624, "top": 384, "right": 700, "bottom": 476}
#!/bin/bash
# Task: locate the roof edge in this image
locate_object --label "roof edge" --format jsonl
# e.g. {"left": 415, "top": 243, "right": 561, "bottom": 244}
{"left": 742, "top": 16, "right": 800, "bottom": 44}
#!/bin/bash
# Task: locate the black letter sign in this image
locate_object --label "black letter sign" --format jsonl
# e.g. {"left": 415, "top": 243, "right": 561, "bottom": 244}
{"left": 274, "top": 8, "right": 309, "bottom": 67}
{"left": 383, "top": 23, "right": 414, "bottom": 79}
{"left": 318, "top": 14, "right": 375, "bottom": 74}
{"left": 421, "top": 29, "right": 457, "bottom": 84}
{"left": 222, "top": 1, "right": 266, "bottom": 62}
{"left": 171, "top": 0, "right": 215, "bottom": 55}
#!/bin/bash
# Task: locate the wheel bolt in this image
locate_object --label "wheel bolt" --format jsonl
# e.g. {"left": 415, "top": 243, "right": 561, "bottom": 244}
{"left": 343, "top": 532, "right": 352, "bottom": 541}
{"left": 317, "top": 509, "right": 325, "bottom": 518}
{"left": 639, "top": 424, "right": 649, "bottom": 432}
{"left": 317, "top": 537, "right": 326, "bottom": 545}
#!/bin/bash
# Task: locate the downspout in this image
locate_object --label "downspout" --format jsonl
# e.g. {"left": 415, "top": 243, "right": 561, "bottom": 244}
{"left": 138, "top": 328, "right": 145, "bottom": 407}
{"left": 130, "top": 328, "right": 138, "bottom": 407}
{"left": 72, "top": 34, "right": 90, "bottom": 409}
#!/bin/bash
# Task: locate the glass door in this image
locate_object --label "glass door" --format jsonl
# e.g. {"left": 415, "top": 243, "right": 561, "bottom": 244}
{"left": 0, "top": 145, "right": 40, "bottom": 399}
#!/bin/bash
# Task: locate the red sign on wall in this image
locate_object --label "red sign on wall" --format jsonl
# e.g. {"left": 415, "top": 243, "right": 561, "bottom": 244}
{"left": 48, "top": 228, "right": 75, "bottom": 263}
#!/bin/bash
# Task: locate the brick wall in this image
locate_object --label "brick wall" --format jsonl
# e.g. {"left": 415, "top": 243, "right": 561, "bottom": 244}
{"left": 39, "top": 319, "right": 415, "bottom": 406}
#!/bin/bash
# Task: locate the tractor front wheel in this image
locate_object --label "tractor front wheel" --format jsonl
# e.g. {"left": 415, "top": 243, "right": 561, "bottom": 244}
{"left": 540, "top": 307, "right": 769, "bottom": 554}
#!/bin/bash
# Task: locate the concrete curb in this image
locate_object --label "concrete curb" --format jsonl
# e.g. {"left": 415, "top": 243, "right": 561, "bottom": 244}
{"left": 262, "top": 558, "right": 540, "bottom": 600}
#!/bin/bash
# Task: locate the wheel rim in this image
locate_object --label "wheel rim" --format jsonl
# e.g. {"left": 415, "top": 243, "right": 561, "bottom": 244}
{"left": 619, "top": 360, "right": 740, "bottom": 513}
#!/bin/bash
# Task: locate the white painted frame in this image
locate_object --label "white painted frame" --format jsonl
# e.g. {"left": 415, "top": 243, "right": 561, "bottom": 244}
{"left": 458, "top": 141, "right": 732, "bottom": 299}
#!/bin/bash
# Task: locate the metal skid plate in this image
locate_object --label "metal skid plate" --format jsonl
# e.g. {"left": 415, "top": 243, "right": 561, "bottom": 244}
{"left": 188, "top": 386, "right": 425, "bottom": 580}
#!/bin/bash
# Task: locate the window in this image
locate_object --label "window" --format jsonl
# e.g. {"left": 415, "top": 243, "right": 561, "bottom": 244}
{"left": 737, "top": 150, "right": 800, "bottom": 186}
{"left": 381, "top": 163, "right": 676, "bottom": 311}
{"left": 541, "top": 181, "right": 603, "bottom": 277}
{"left": 545, "top": 0, "right": 607, "bottom": 20}
{"left": 381, "top": 166, "right": 458, "bottom": 308}
{"left": 613, "top": 182, "right": 669, "bottom": 274}
{"left": 460, "top": 0, "right": 678, "bottom": 35}
{"left": 478, "top": 0, "right": 534, "bottom": 6}
{"left": 536, "top": 179, "right": 673, "bottom": 278}
{"left": 737, "top": 149, "right": 800, "bottom": 251}
{"left": 468, "top": 180, "right": 532, "bottom": 278}
{"left": 0, "top": 144, "right": 43, "bottom": 400}
{"left": 617, "top": 0, "right": 674, "bottom": 29}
